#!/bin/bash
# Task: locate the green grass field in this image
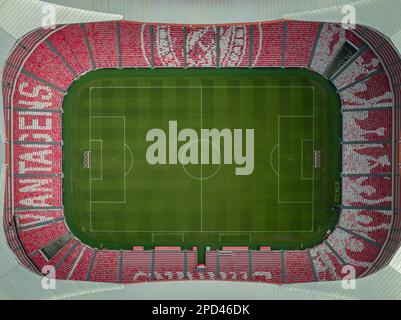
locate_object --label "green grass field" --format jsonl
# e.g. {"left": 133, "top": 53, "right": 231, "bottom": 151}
{"left": 63, "top": 68, "right": 341, "bottom": 261}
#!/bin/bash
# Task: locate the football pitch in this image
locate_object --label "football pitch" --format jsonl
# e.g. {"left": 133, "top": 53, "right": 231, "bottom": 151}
{"left": 63, "top": 68, "right": 341, "bottom": 258}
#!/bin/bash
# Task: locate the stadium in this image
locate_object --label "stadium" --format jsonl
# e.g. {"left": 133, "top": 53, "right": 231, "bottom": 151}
{"left": 1, "top": 0, "right": 401, "bottom": 300}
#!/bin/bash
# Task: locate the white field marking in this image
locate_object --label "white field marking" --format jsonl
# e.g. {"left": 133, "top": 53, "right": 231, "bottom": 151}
{"left": 312, "top": 87, "right": 315, "bottom": 232}
{"left": 124, "top": 144, "right": 134, "bottom": 176}
{"left": 269, "top": 144, "right": 279, "bottom": 176}
{"left": 93, "top": 230, "right": 315, "bottom": 233}
{"left": 89, "top": 87, "right": 127, "bottom": 232}
{"left": 200, "top": 87, "right": 203, "bottom": 232}
{"left": 90, "top": 139, "right": 103, "bottom": 180}
{"left": 89, "top": 86, "right": 316, "bottom": 89}
{"left": 180, "top": 139, "right": 222, "bottom": 181}
{"left": 301, "top": 139, "right": 314, "bottom": 181}
{"left": 277, "top": 117, "right": 314, "bottom": 204}
{"left": 276, "top": 87, "right": 315, "bottom": 232}
{"left": 89, "top": 87, "right": 92, "bottom": 231}
{"left": 88, "top": 85, "right": 316, "bottom": 234}
{"left": 89, "top": 117, "right": 126, "bottom": 203}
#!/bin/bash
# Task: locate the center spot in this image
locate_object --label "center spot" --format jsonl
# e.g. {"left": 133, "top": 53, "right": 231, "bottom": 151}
{"left": 179, "top": 139, "right": 221, "bottom": 181}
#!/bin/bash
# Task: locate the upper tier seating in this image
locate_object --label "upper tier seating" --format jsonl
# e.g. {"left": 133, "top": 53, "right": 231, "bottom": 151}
{"left": 13, "top": 72, "right": 65, "bottom": 111}
{"left": 14, "top": 176, "right": 62, "bottom": 208}
{"left": 153, "top": 25, "right": 184, "bottom": 67}
{"left": 13, "top": 110, "right": 62, "bottom": 143}
{"left": 121, "top": 250, "right": 152, "bottom": 283}
{"left": 187, "top": 26, "right": 217, "bottom": 67}
{"left": 14, "top": 144, "right": 62, "bottom": 175}
{"left": 339, "top": 209, "right": 391, "bottom": 245}
{"left": 345, "top": 31, "right": 364, "bottom": 48}
{"left": 284, "top": 251, "right": 316, "bottom": 283}
{"left": 56, "top": 242, "right": 85, "bottom": 279}
{"left": 185, "top": 251, "right": 198, "bottom": 279}
{"left": 284, "top": 21, "right": 320, "bottom": 67}
{"left": 69, "top": 247, "right": 94, "bottom": 281}
{"left": 219, "top": 25, "right": 250, "bottom": 67}
{"left": 218, "top": 250, "right": 249, "bottom": 281}
{"left": 310, "top": 23, "right": 346, "bottom": 74}
{"left": 252, "top": 22, "right": 284, "bottom": 67}
{"left": 23, "top": 42, "right": 75, "bottom": 90}
{"left": 340, "top": 73, "right": 393, "bottom": 109}
{"left": 154, "top": 251, "right": 185, "bottom": 280}
{"left": 342, "top": 109, "right": 392, "bottom": 142}
{"left": 326, "top": 228, "right": 381, "bottom": 277}
{"left": 342, "top": 176, "right": 392, "bottom": 208}
{"left": 84, "top": 22, "right": 119, "bottom": 69}
{"left": 334, "top": 49, "right": 383, "bottom": 89}
{"left": 47, "top": 24, "right": 93, "bottom": 76}
{"left": 2, "top": 65, "right": 19, "bottom": 108}
{"left": 309, "top": 243, "right": 344, "bottom": 281}
{"left": 251, "top": 250, "right": 282, "bottom": 283}
{"left": 342, "top": 143, "right": 392, "bottom": 174}
{"left": 17, "top": 221, "right": 68, "bottom": 254}
{"left": 31, "top": 238, "right": 78, "bottom": 271}
{"left": 119, "top": 22, "right": 151, "bottom": 67}
{"left": 89, "top": 250, "right": 120, "bottom": 282}
{"left": 15, "top": 209, "right": 64, "bottom": 229}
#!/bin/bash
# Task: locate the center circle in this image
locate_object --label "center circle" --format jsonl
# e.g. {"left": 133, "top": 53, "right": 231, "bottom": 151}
{"left": 179, "top": 139, "right": 222, "bottom": 181}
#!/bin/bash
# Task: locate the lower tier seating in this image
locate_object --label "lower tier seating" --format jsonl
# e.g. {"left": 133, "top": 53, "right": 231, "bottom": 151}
{"left": 121, "top": 250, "right": 152, "bottom": 283}
{"left": 342, "top": 143, "right": 392, "bottom": 174}
{"left": 342, "top": 176, "right": 392, "bottom": 208}
{"left": 342, "top": 109, "right": 392, "bottom": 142}
{"left": 218, "top": 250, "right": 249, "bottom": 281}
{"left": 327, "top": 228, "right": 381, "bottom": 277}
{"left": 12, "top": 73, "right": 64, "bottom": 111}
{"left": 13, "top": 110, "right": 62, "bottom": 143}
{"left": 284, "top": 251, "right": 316, "bottom": 283}
{"left": 251, "top": 251, "right": 282, "bottom": 283}
{"left": 69, "top": 247, "right": 94, "bottom": 281}
{"left": 340, "top": 73, "right": 393, "bottom": 109}
{"left": 154, "top": 251, "right": 185, "bottom": 281}
{"left": 14, "top": 144, "right": 62, "bottom": 175}
{"left": 89, "top": 250, "right": 120, "bottom": 282}
{"left": 14, "top": 176, "right": 62, "bottom": 208}
{"left": 15, "top": 209, "right": 64, "bottom": 229}
{"left": 339, "top": 209, "right": 391, "bottom": 245}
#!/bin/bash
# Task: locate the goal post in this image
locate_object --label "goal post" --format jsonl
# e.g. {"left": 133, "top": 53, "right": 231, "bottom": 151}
{"left": 83, "top": 150, "right": 91, "bottom": 169}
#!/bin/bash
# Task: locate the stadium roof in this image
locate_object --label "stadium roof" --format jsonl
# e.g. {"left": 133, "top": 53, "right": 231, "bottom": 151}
{"left": 0, "top": 0, "right": 401, "bottom": 299}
